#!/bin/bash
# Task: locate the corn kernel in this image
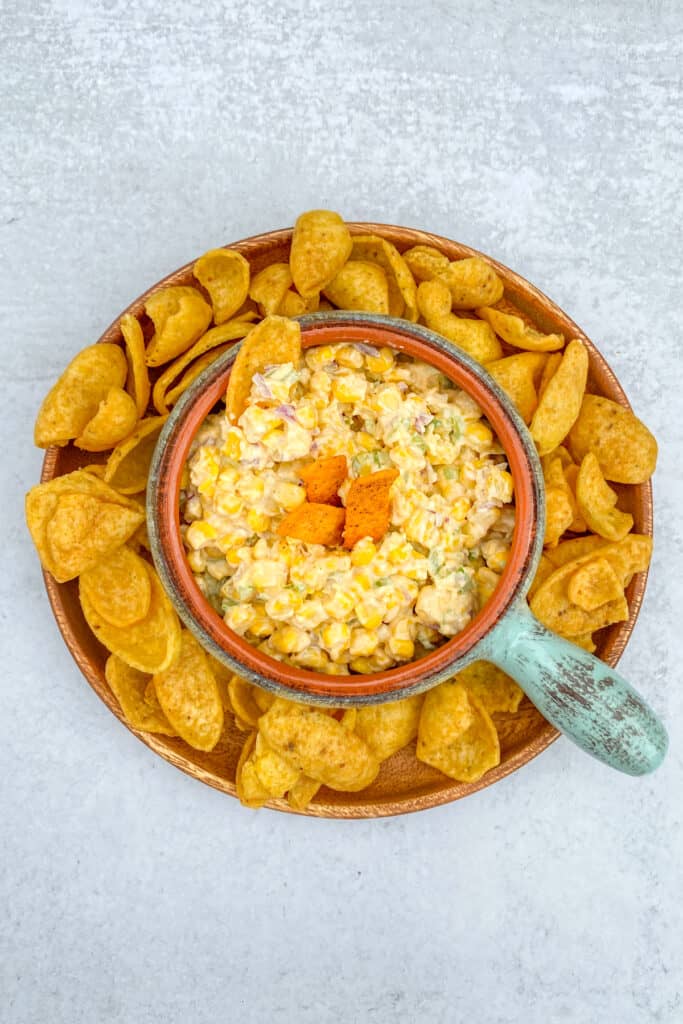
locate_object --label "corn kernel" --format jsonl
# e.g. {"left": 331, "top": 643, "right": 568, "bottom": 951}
{"left": 336, "top": 345, "right": 364, "bottom": 369}
{"left": 388, "top": 636, "right": 414, "bottom": 660}
{"left": 296, "top": 646, "right": 330, "bottom": 670}
{"left": 187, "top": 549, "right": 205, "bottom": 573}
{"left": 476, "top": 566, "right": 500, "bottom": 604}
{"left": 349, "top": 628, "right": 378, "bottom": 657}
{"left": 324, "top": 589, "right": 356, "bottom": 619}
{"left": 465, "top": 422, "right": 493, "bottom": 446}
{"left": 225, "top": 605, "right": 256, "bottom": 635}
{"left": 451, "top": 497, "right": 471, "bottom": 521}
{"left": 356, "top": 431, "right": 377, "bottom": 452}
{"left": 332, "top": 376, "right": 367, "bottom": 403}
{"left": 351, "top": 540, "right": 377, "bottom": 566}
{"left": 215, "top": 492, "right": 243, "bottom": 516}
{"left": 295, "top": 402, "right": 318, "bottom": 430}
{"left": 356, "top": 600, "right": 383, "bottom": 630}
{"left": 247, "top": 509, "right": 271, "bottom": 532}
{"left": 487, "top": 547, "right": 509, "bottom": 573}
{"left": 225, "top": 547, "right": 243, "bottom": 567}
{"left": 248, "top": 607, "right": 274, "bottom": 638}
{"left": 373, "top": 385, "right": 402, "bottom": 412}
{"left": 350, "top": 656, "right": 375, "bottom": 674}
{"left": 265, "top": 592, "right": 295, "bottom": 620}
{"left": 365, "top": 347, "right": 395, "bottom": 374}
{"left": 222, "top": 431, "right": 242, "bottom": 460}
{"left": 388, "top": 541, "right": 413, "bottom": 564}
{"left": 306, "top": 344, "right": 335, "bottom": 370}
{"left": 321, "top": 622, "right": 351, "bottom": 658}
{"left": 271, "top": 625, "right": 311, "bottom": 654}
{"left": 352, "top": 569, "right": 373, "bottom": 592}
{"left": 186, "top": 521, "right": 218, "bottom": 549}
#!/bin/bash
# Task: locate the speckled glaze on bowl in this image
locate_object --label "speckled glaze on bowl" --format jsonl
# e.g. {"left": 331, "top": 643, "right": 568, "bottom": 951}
{"left": 39, "top": 223, "right": 655, "bottom": 817}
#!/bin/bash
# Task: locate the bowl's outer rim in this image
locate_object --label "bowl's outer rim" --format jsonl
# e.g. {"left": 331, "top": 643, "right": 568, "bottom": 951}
{"left": 39, "top": 221, "right": 653, "bottom": 819}
{"left": 148, "top": 312, "right": 546, "bottom": 705}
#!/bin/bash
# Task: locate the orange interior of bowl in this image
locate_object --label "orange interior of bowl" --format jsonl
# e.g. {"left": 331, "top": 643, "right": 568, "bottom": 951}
{"left": 155, "top": 319, "right": 542, "bottom": 700}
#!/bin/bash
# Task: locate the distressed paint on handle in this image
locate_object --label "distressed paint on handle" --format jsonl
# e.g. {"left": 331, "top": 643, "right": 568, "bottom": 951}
{"left": 478, "top": 600, "right": 668, "bottom": 776}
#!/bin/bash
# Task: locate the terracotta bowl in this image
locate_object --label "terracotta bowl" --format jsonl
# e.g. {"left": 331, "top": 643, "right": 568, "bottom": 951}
{"left": 40, "top": 223, "right": 653, "bottom": 816}
{"left": 148, "top": 314, "right": 544, "bottom": 703}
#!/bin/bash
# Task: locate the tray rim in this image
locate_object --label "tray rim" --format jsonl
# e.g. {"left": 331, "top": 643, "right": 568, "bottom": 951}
{"left": 39, "top": 221, "right": 653, "bottom": 819}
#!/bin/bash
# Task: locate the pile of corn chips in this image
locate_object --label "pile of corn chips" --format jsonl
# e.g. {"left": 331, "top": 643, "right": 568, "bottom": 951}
{"left": 25, "top": 209, "right": 658, "bottom": 809}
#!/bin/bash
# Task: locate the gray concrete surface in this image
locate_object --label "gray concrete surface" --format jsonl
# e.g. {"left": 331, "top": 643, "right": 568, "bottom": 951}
{"left": 1, "top": 2, "right": 682, "bottom": 1021}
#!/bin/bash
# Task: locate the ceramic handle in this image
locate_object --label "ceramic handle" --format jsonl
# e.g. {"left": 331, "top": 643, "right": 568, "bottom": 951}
{"left": 479, "top": 601, "right": 667, "bottom": 775}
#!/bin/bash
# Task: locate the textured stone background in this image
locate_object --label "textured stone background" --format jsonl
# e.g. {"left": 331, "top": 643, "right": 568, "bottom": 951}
{"left": 1, "top": 2, "right": 682, "bottom": 1022}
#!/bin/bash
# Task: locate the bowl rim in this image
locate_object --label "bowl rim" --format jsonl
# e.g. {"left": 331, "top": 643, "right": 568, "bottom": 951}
{"left": 148, "top": 312, "right": 546, "bottom": 705}
{"left": 38, "top": 221, "right": 653, "bottom": 817}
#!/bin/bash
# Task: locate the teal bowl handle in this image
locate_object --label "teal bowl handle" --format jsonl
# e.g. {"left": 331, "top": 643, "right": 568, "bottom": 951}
{"left": 478, "top": 600, "right": 667, "bottom": 775}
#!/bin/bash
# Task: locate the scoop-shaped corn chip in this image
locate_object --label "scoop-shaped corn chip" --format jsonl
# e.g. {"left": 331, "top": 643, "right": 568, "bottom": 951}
{"left": 259, "top": 699, "right": 379, "bottom": 791}
{"left": 153, "top": 319, "right": 254, "bottom": 414}
{"left": 486, "top": 352, "right": 546, "bottom": 424}
{"left": 576, "top": 452, "right": 634, "bottom": 541}
{"left": 417, "top": 278, "right": 452, "bottom": 320}
{"left": 227, "top": 674, "right": 263, "bottom": 728}
{"left": 105, "top": 655, "right": 176, "bottom": 735}
{"left": 253, "top": 688, "right": 275, "bottom": 713}
{"left": 528, "top": 542, "right": 640, "bottom": 637}
{"left": 249, "top": 262, "right": 293, "bottom": 316}
{"left": 80, "top": 563, "right": 181, "bottom": 671}
{"left": 562, "top": 462, "right": 587, "bottom": 533}
{"left": 145, "top": 285, "right": 212, "bottom": 366}
{"left": 290, "top": 209, "right": 353, "bottom": 299}
{"left": 299, "top": 455, "right": 347, "bottom": 506}
{"left": 530, "top": 340, "right": 589, "bottom": 456}
{"left": 34, "top": 344, "right": 128, "bottom": 448}
{"left": 26, "top": 470, "right": 144, "bottom": 582}
{"left": 236, "top": 732, "right": 270, "bottom": 808}
{"left": 104, "top": 416, "right": 167, "bottom": 494}
{"left": 343, "top": 467, "right": 399, "bottom": 549}
{"left": 163, "top": 343, "right": 234, "bottom": 409}
{"left": 442, "top": 258, "right": 504, "bottom": 309}
{"left": 252, "top": 733, "right": 301, "bottom": 797}
{"left": 418, "top": 280, "right": 502, "bottom": 363}
{"left": 543, "top": 457, "right": 576, "bottom": 548}
{"left": 476, "top": 306, "right": 564, "bottom": 351}
{"left": 571, "top": 633, "right": 596, "bottom": 653}
{"left": 120, "top": 313, "right": 150, "bottom": 417}
{"left": 153, "top": 631, "right": 223, "bottom": 751}
{"left": 226, "top": 315, "right": 301, "bottom": 423}
{"left": 350, "top": 235, "right": 418, "bottom": 321}
{"left": 277, "top": 290, "right": 307, "bottom": 317}
{"left": 545, "top": 534, "right": 611, "bottom": 568}
{"left": 278, "top": 502, "right": 346, "bottom": 546}
{"left": 568, "top": 394, "right": 658, "bottom": 484}
{"left": 354, "top": 694, "right": 424, "bottom": 761}
{"left": 194, "top": 248, "right": 250, "bottom": 324}
{"left": 205, "top": 656, "right": 233, "bottom": 713}
{"left": 402, "top": 244, "right": 449, "bottom": 282}
{"left": 455, "top": 661, "right": 524, "bottom": 714}
{"left": 527, "top": 554, "right": 555, "bottom": 599}
{"left": 74, "top": 387, "right": 138, "bottom": 452}
{"left": 323, "top": 260, "right": 390, "bottom": 314}
{"left": 538, "top": 352, "right": 562, "bottom": 398}
{"left": 417, "top": 682, "right": 500, "bottom": 783}
{"left": 79, "top": 545, "right": 151, "bottom": 628}
{"left": 567, "top": 557, "right": 624, "bottom": 611}
{"left": 287, "top": 773, "right": 321, "bottom": 811}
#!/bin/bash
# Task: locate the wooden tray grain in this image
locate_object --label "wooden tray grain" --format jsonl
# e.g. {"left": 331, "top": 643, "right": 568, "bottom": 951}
{"left": 40, "top": 223, "right": 653, "bottom": 818}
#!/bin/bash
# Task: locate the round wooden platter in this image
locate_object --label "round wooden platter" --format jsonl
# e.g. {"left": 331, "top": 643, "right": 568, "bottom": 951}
{"left": 40, "top": 223, "right": 653, "bottom": 818}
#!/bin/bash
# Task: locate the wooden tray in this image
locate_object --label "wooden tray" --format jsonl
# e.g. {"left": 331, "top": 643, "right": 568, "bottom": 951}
{"left": 40, "top": 223, "right": 653, "bottom": 818}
